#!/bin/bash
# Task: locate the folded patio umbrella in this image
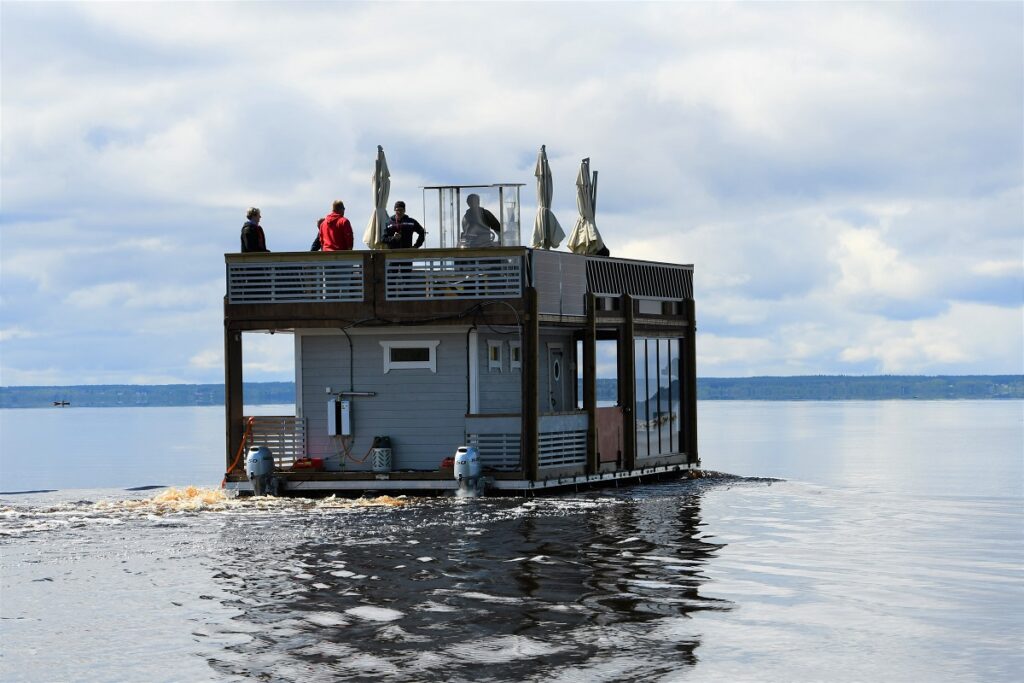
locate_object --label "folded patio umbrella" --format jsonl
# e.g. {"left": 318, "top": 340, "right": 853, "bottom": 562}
{"left": 362, "top": 145, "right": 390, "bottom": 249}
{"left": 530, "top": 144, "right": 565, "bottom": 249}
{"left": 566, "top": 157, "right": 605, "bottom": 255}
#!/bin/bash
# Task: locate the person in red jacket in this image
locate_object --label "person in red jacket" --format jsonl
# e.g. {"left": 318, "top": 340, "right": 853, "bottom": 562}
{"left": 318, "top": 200, "right": 354, "bottom": 251}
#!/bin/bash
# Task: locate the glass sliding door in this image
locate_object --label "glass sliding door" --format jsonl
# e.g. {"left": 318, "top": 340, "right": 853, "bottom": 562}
{"left": 635, "top": 339, "right": 648, "bottom": 458}
{"left": 635, "top": 336, "right": 684, "bottom": 459}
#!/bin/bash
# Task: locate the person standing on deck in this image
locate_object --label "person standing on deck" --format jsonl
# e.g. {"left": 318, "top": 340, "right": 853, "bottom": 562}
{"left": 318, "top": 200, "right": 354, "bottom": 251}
{"left": 384, "top": 201, "right": 426, "bottom": 249}
{"left": 240, "top": 207, "right": 270, "bottom": 252}
{"left": 310, "top": 218, "right": 326, "bottom": 250}
{"left": 459, "top": 194, "right": 501, "bottom": 248}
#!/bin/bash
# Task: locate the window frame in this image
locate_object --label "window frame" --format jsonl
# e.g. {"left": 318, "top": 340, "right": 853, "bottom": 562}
{"left": 380, "top": 340, "right": 440, "bottom": 373}
{"left": 487, "top": 339, "right": 503, "bottom": 372}
{"left": 509, "top": 340, "right": 522, "bottom": 371}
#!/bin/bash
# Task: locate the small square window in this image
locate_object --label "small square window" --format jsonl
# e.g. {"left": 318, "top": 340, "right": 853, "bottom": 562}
{"left": 487, "top": 340, "right": 503, "bottom": 372}
{"left": 637, "top": 299, "right": 662, "bottom": 315}
{"left": 509, "top": 341, "right": 522, "bottom": 371}
{"left": 380, "top": 340, "right": 439, "bottom": 373}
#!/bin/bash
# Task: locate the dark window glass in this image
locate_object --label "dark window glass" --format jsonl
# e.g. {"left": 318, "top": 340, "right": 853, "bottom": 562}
{"left": 635, "top": 339, "right": 648, "bottom": 458}
{"left": 391, "top": 347, "right": 430, "bottom": 362}
{"left": 669, "top": 339, "right": 679, "bottom": 453}
{"left": 658, "top": 338, "right": 671, "bottom": 455}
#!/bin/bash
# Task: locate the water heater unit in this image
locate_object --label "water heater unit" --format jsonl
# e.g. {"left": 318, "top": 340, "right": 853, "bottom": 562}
{"left": 327, "top": 398, "right": 351, "bottom": 436}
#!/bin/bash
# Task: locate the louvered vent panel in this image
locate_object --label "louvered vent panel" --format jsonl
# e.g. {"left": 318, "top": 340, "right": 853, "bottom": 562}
{"left": 585, "top": 259, "right": 693, "bottom": 299}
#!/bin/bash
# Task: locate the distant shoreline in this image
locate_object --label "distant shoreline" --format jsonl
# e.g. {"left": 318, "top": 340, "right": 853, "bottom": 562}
{"left": 1, "top": 376, "right": 1020, "bottom": 408}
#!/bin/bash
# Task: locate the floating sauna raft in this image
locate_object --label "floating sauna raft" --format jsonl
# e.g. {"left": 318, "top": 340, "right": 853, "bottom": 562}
{"left": 223, "top": 246, "right": 698, "bottom": 495}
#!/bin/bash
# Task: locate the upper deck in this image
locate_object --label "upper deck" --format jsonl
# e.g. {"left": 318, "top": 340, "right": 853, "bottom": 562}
{"left": 224, "top": 247, "right": 694, "bottom": 330}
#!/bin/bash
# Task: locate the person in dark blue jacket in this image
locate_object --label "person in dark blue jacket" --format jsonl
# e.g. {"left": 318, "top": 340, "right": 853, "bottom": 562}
{"left": 383, "top": 201, "right": 426, "bottom": 249}
{"left": 240, "top": 207, "right": 270, "bottom": 252}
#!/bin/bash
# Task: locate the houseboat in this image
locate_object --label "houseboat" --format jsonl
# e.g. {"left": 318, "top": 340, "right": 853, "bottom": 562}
{"left": 223, "top": 182, "right": 699, "bottom": 495}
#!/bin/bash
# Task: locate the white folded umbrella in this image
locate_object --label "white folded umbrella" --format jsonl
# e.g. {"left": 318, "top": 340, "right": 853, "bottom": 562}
{"left": 530, "top": 144, "right": 565, "bottom": 249}
{"left": 362, "top": 145, "right": 390, "bottom": 250}
{"left": 566, "top": 157, "right": 604, "bottom": 255}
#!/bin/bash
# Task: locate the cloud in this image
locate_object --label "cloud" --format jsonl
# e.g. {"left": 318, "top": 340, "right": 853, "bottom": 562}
{"left": 831, "top": 227, "right": 926, "bottom": 300}
{"left": 189, "top": 348, "right": 221, "bottom": 371}
{"left": 837, "top": 302, "right": 1023, "bottom": 374}
{"left": 63, "top": 280, "right": 221, "bottom": 311}
{"left": 241, "top": 333, "right": 295, "bottom": 378}
{"left": 973, "top": 260, "right": 1023, "bottom": 278}
{"left": 0, "top": 327, "right": 37, "bottom": 342}
{"left": 1, "top": 2, "right": 1021, "bottom": 384}
{"left": 189, "top": 333, "right": 294, "bottom": 379}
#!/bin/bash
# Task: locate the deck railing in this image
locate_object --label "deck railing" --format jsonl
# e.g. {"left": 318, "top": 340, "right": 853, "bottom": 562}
{"left": 227, "top": 256, "right": 364, "bottom": 304}
{"left": 465, "top": 432, "right": 522, "bottom": 471}
{"left": 465, "top": 412, "right": 588, "bottom": 472}
{"left": 537, "top": 413, "right": 587, "bottom": 468}
{"left": 385, "top": 253, "right": 523, "bottom": 300}
{"left": 247, "top": 415, "right": 306, "bottom": 468}
{"left": 225, "top": 249, "right": 694, "bottom": 308}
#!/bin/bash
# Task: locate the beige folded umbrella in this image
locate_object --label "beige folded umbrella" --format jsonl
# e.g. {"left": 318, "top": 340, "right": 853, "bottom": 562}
{"left": 530, "top": 144, "right": 565, "bottom": 249}
{"left": 566, "top": 157, "right": 604, "bottom": 255}
{"left": 362, "top": 145, "right": 390, "bottom": 249}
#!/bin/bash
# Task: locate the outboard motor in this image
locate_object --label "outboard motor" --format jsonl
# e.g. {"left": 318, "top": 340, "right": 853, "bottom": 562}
{"left": 453, "top": 446, "right": 483, "bottom": 497}
{"left": 245, "top": 445, "right": 275, "bottom": 496}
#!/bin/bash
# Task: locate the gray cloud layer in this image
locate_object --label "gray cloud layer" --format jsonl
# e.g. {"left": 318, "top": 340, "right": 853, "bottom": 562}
{"left": 2, "top": 2, "right": 1021, "bottom": 383}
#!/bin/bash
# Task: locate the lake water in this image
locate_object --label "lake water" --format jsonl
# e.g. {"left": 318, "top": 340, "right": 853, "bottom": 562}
{"left": 1, "top": 400, "right": 1021, "bottom": 681}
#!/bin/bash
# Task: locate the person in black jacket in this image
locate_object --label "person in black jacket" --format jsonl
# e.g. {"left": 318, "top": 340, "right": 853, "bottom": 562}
{"left": 310, "top": 218, "right": 325, "bottom": 251}
{"left": 383, "top": 201, "right": 426, "bottom": 249}
{"left": 240, "top": 207, "right": 269, "bottom": 252}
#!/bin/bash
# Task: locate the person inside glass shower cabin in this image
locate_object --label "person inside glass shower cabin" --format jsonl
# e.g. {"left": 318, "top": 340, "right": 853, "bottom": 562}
{"left": 459, "top": 193, "right": 501, "bottom": 248}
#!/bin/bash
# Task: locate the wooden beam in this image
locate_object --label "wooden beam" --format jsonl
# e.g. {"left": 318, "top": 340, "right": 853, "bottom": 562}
{"left": 683, "top": 299, "right": 699, "bottom": 465}
{"left": 583, "top": 292, "right": 598, "bottom": 474}
{"left": 522, "top": 287, "right": 540, "bottom": 482}
{"left": 224, "top": 311, "right": 244, "bottom": 475}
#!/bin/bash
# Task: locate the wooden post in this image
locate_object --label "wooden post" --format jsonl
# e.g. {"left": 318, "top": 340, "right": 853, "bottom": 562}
{"left": 583, "top": 292, "right": 598, "bottom": 473}
{"left": 522, "top": 287, "right": 540, "bottom": 481}
{"left": 224, "top": 316, "right": 243, "bottom": 474}
{"left": 370, "top": 251, "right": 386, "bottom": 315}
{"left": 620, "top": 294, "right": 636, "bottom": 471}
{"left": 678, "top": 334, "right": 686, "bottom": 459}
{"left": 683, "top": 298, "right": 699, "bottom": 465}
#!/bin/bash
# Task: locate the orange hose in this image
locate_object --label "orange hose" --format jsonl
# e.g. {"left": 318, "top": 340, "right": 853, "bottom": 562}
{"left": 221, "top": 417, "right": 255, "bottom": 488}
{"left": 340, "top": 435, "right": 375, "bottom": 464}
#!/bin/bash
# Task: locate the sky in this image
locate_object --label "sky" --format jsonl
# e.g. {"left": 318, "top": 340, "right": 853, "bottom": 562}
{"left": 1, "top": 1, "right": 1021, "bottom": 385}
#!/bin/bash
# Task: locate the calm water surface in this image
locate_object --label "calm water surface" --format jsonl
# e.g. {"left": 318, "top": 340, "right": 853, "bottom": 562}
{"left": 1, "top": 401, "right": 1021, "bottom": 681}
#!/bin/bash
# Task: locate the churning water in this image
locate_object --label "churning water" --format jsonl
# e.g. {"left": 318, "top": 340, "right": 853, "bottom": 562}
{"left": 1, "top": 401, "right": 1021, "bottom": 681}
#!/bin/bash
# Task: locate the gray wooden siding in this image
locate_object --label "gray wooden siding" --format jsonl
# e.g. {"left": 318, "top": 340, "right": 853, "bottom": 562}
{"left": 533, "top": 251, "right": 587, "bottom": 316}
{"left": 300, "top": 332, "right": 469, "bottom": 471}
{"left": 478, "top": 333, "right": 522, "bottom": 414}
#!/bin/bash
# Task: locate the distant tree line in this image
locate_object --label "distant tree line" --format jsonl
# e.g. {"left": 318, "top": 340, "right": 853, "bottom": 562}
{"left": 0, "top": 382, "right": 294, "bottom": 409}
{"left": 591, "top": 375, "right": 1023, "bottom": 402}
{"left": 1, "top": 376, "right": 1020, "bottom": 409}
{"left": 696, "top": 375, "right": 1023, "bottom": 400}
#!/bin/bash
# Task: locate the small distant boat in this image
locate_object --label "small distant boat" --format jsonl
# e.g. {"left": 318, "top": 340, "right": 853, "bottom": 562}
{"left": 52, "top": 400, "right": 70, "bottom": 407}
